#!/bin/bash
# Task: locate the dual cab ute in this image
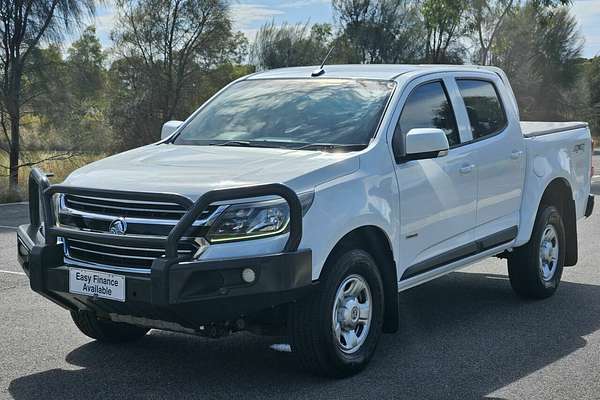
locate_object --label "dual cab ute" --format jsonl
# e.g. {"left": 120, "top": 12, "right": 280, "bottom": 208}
{"left": 17, "top": 65, "right": 594, "bottom": 377}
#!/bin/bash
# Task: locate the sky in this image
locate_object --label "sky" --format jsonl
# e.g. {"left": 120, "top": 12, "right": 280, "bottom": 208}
{"left": 90, "top": 0, "right": 600, "bottom": 59}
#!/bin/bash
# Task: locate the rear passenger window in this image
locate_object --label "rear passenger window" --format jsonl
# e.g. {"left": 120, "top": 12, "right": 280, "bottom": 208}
{"left": 456, "top": 79, "right": 507, "bottom": 140}
{"left": 396, "top": 81, "right": 460, "bottom": 147}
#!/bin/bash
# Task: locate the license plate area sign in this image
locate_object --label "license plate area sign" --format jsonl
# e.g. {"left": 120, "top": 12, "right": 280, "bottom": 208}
{"left": 69, "top": 268, "right": 126, "bottom": 302}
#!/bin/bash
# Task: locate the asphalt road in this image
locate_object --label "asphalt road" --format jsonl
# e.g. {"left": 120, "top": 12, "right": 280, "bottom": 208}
{"left": 1, "top": 175, "right": 600, "bottom": 399}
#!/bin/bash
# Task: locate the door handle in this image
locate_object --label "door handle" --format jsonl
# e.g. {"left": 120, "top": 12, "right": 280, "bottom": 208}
{"left": 459, "top": 164, "right": 475, "bottom": 174}
{"left": 511, "top": 150, "right": 523, "bottom": 160}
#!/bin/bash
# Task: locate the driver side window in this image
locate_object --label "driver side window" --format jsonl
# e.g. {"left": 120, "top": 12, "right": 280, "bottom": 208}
{"left": 392, "top": 81, "right": 460, "bottom": 156}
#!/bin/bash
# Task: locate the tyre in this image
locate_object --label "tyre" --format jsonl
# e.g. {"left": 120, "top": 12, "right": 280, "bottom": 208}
{"left": 289, "top": 248, "right": 384, "bottom": 378}
{"left": 71, "top": 310, "right": 149, "bottom": 343}
{"left": 508, "top": 205, "right": 566, "bottom": 299}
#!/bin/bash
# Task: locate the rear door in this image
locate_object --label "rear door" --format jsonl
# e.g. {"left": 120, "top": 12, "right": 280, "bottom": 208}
{"left": 453, "top": 75, "right": 525, "bottom": 241}
{"left": 390, "top": 75, "right": 478, "bottom": 278}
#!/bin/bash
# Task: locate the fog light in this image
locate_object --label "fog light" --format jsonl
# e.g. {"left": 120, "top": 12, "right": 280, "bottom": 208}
{"left": 242, "top": 268, "right": 256, "bottom": 283}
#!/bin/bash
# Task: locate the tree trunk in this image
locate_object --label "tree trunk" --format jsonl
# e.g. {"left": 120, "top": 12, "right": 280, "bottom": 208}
{"left": 8, "top": 110, "right": 20, "bottom": 194}
{"left": 480, "top": 46, "right": 489, "bottom": 65}
{"left": 7, "top": 63, "right": 22, "bottom": 198}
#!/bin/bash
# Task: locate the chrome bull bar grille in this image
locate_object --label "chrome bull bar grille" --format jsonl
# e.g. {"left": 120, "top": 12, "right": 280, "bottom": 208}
{"left": 64, "top": 238, "right": 199, "bottom": 270}
{"left": 63, "top": 194, "right": 215, "bottom": 220}
{"left": 27, "top": 167, "right": 304, "bottom": 278}
{"left": 56, "top": 194, "right": 224, "bottom": 272}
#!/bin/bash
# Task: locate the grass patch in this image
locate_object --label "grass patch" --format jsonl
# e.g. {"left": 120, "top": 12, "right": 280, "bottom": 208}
{"left": 0, "top": 151, "right": 106, "bottom": 203}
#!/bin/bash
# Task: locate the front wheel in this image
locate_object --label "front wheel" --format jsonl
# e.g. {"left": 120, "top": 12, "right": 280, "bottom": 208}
{"left": 508, "top": 205, "right": 566, "bottom": 299}
{"left": 288, "top": 249, "right": 384, "bottom": 378}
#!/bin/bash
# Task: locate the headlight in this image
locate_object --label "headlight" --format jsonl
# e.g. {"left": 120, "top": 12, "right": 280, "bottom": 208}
{"left": 206, "top": 191, "right": 314, "bottom": 243}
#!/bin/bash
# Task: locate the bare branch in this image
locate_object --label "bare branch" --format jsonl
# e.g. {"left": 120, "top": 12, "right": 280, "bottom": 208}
{"left": 0, "top": 151, "right": 78, "bottom": 171}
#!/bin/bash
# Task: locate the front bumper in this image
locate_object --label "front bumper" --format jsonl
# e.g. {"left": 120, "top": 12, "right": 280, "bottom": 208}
{"left": 17, "top": 224, "right": 312, "bottom": 329}
{"left": 17, "top": 168, "right": 313, "bottom": 331}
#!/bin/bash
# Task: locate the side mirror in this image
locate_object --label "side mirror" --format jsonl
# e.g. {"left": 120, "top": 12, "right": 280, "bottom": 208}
{"left": 161, "top": 120, "right": 184, "bottom": 140}
{"left": 404, "top": 128, "right": 449, "bottom": 161}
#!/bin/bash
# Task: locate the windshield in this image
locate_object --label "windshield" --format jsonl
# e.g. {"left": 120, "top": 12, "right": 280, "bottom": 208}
{"left": 173, "top": 78, "right": 395, "bottom": 149}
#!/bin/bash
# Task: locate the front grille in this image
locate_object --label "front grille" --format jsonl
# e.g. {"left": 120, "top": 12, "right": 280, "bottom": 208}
{"left": 64, "top": 194, "right": 216, "bottom": 220}
{"left": 65, "top": 238, "right": 198, "bottom": 269}
{"left": 58, "top": 193, "right": 221, "bottom": 272}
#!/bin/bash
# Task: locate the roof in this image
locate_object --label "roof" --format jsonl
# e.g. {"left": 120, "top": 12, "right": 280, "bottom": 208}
{"left": 248, "top": 64, "right": 500, "bottom": 81}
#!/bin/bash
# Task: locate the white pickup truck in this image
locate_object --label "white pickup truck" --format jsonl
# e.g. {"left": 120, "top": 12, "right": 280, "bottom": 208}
{"left": 17, "top": 64, "right": 594, "bottom": 377}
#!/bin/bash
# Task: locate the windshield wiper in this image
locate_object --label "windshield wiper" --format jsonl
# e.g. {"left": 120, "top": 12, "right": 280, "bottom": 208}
{"left": 209, "top": 140, "right": 292, "bottom": 149}
{"left": 204, "top": 140, "right": 366, "bottom": 151}
{"left": 292, "top": 143, "right": 368, "bottom": 152}
{"left": 210, "top": 140, "right": 252, "bottom": 147}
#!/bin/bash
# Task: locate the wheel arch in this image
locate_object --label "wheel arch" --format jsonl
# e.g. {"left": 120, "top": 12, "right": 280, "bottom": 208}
{"left": 323, "top": 225, "right": 399, "bottom": 333}
{"left": 537, "top": 178, "right": 578, "bottom": 266}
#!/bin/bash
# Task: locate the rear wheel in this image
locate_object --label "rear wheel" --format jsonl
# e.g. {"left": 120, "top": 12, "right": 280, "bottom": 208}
{"left": 71, "top": 310, "right": 149, "bottom": 343}
{"left": 508, "top": 205, "right": 565, "bottom": 299}
{"left": 289, "top": 248, "right": 384, "bottom": 378}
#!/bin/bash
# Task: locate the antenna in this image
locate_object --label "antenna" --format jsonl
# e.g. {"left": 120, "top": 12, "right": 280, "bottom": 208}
{"left": 311, "top": 45, "right": 336, "bottom": 77}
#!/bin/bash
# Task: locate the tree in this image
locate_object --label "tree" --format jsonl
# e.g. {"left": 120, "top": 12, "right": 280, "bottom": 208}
{"left": 110, "top": 0, "right": 241, "bottom": 147}
{"left": 24, "top": 44, "right": 70, "bottom": 148}
{"left": 18, "top": 27, "right": 111, "bottom": 153}
{"left": 251, "top": 21, "right": 333, "bottom": 70}
{"left": 582, "top": 57, "right": 600, "bottom": 137}
{"left": 0, "top": 0, "right": 96, "bottom": 197}
{"left": 67, "top": 25, "right": 105, "bottom": 101}
{"left": 62, "top": 27, "right": 111, "bottom": 151}
{"left": 467, "top": 0, "right": 572, "bottom": 65}
{"left": 467, "top": 0, "right": 515, "bottom": 65}
{"left": 531, "top": 0, "right": 572, "bottom": 9}
{"left": 333, "top": 0, "right": 424, "bottom": 64}
{"left": 491, "top": 4, "right": 583, "bottom": 120}
{"left": 422, "top": 0, "right": 467, "bottom": 64}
